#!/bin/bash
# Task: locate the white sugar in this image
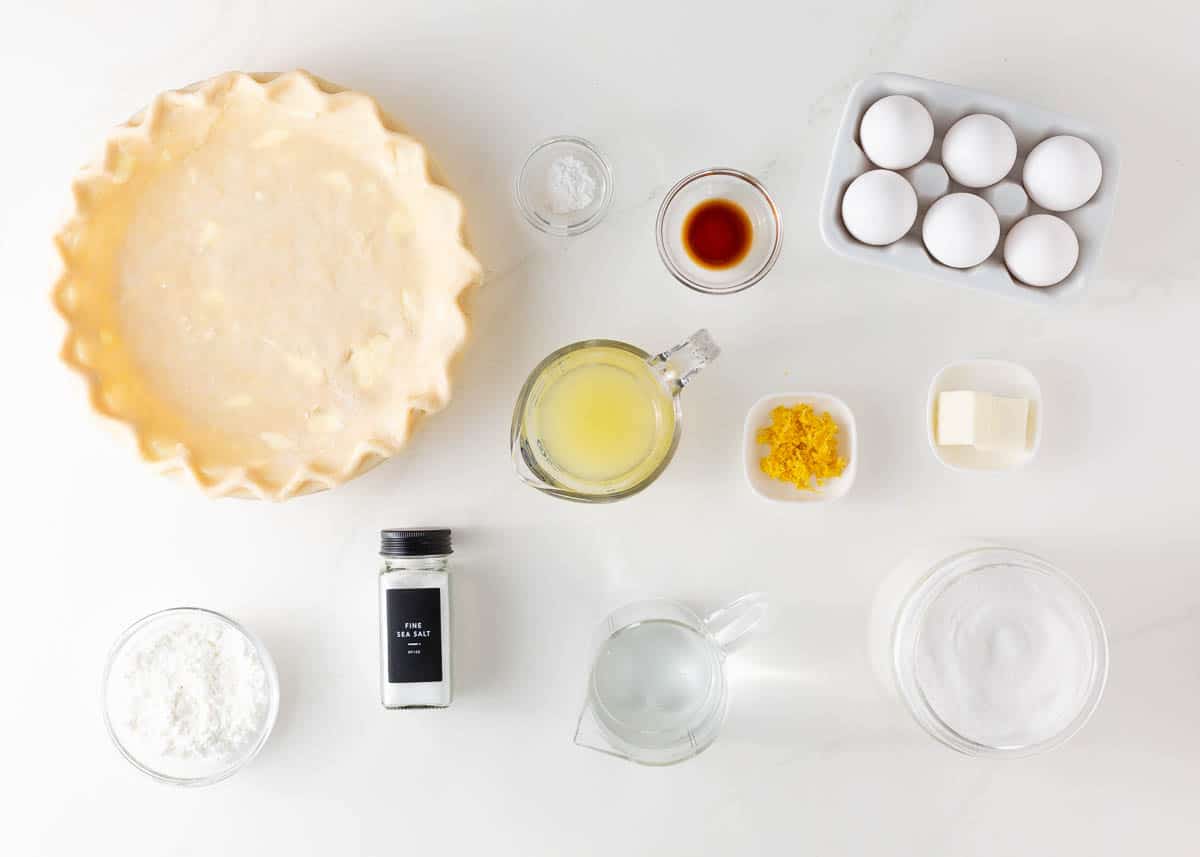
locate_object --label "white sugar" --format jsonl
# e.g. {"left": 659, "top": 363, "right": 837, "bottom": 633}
{"left": 914, "top": 565, "right": 1097, "bottom": 748}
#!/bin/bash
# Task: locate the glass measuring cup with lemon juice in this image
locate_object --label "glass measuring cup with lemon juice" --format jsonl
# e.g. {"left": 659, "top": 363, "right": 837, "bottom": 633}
{"left": 512, "top": 331, "right": 718, "bottom": 501}
{"left": 528, "top": 345, "right": 675, "bottom": 489}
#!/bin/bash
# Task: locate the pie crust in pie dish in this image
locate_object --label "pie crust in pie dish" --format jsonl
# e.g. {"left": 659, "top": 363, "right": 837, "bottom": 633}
{"left": 53, "top": 71, "right": 482, "bottom": 499}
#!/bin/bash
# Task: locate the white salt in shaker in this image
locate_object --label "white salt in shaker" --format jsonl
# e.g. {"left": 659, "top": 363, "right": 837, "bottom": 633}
{"left": 379, "top": 529, "right": 452, "bottom": 709}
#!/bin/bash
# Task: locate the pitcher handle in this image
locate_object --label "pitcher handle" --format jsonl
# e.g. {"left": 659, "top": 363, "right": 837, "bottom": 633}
{"left": 648, "top": 329, "right": 720, "bottom": 391}
{"left": 703, "top": 592, "right": 768, "bottom": 655}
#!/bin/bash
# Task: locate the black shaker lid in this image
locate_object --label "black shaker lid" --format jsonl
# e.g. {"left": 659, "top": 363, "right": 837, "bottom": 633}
{"left": 380, "top": 528, "right": 453, "bottom": 557}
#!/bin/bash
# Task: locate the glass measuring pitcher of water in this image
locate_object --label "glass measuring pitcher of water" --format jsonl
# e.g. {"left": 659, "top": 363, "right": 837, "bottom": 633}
{"left": 510, "top": 330, "right": 719, "bottom": 502}
{"left": 574, "top": 594, "right": 768, "bottom": 766}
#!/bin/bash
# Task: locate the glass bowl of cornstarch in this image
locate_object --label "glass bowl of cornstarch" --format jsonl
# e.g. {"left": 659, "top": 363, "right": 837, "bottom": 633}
{"left": 515, "top": 135, "right": 614, "bottom": 236}
{"left": 102, "top": 607, "right": 280, "bottom": 786}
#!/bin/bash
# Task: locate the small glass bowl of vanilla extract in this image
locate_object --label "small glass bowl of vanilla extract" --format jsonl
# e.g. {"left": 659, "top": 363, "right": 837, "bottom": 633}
{"left": 655, "top": 168, "right": 782, "bottom": 295}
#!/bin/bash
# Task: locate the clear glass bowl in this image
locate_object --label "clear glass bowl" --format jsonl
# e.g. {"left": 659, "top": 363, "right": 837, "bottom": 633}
{"left": 656, "top": 168, "right": 783, "bottom": 294}
{"left": 514, "top": 136, "right": 614, "bottom": 236}
{"left": 890, "top": 547, "right": 1108, "bottom": 758}
{"left": 102, "top": 607, "right": 280, "bottom": 786}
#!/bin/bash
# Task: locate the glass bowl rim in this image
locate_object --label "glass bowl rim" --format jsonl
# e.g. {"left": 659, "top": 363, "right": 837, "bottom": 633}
{"left": 101, "top": 606, "right": 281, "bottom": 787}
{"left": 655, "top": 167, "right": 783, "bottom": 295}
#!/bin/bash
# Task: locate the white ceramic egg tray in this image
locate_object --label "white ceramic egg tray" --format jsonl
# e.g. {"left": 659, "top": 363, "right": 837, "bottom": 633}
{"left": 819, "top": 72, "right": 1120, "bottom": 305}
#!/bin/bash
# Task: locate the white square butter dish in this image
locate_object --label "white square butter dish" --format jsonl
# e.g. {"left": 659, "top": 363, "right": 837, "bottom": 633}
{"left": 927, "top": 360, "right": 1042, "bottom": 471}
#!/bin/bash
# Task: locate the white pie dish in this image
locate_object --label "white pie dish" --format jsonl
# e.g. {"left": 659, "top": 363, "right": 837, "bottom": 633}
{"left": 743, "top": 392, "right": 857, "bottom": 503}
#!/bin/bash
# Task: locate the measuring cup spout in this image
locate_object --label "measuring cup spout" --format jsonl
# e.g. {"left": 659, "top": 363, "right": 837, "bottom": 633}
{"left": 648, "top": 329, "right": 720, "bottom": 392}
{"left": 573, "top": 698, "right": 628, "bottom": 760}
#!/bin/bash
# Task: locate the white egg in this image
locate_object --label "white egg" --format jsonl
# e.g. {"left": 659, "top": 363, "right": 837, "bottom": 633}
{"left": 1022, "top": 135, "right": 1102, "bottom": 212}
{"left": 921, "top": 193, "right": 1000, "bottom": 268}
{"left": 941, "top": 114, "right": 1017, "bottom": 188}
{"left": 1004, "top": 214, "right": 1079, "bottom": 287}
{"left": 860, "top": 95, "right": 935, "bottom": 170}
{"left": 841, "top": 169, "right": 918, "bottom": 246}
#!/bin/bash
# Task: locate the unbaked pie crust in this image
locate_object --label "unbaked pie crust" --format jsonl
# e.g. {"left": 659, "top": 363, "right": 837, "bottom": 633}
{"left": 54, "top": 71, "right": 482, "bottom": 499}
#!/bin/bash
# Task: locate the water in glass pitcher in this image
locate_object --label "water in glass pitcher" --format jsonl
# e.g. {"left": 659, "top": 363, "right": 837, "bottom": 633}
{"left": 590, "top": 619, "right": 722, "bottom": 744}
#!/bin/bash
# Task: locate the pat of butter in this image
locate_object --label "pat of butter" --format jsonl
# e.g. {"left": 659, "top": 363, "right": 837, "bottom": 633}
{"left": 977, "top": 394, "right": 1030, "bottom": 453}
{"left": 936, "top": 390, "right": 1030, "bottom": 453}
{"left": 936, "top": 390, "right": 981, "bottom": 446}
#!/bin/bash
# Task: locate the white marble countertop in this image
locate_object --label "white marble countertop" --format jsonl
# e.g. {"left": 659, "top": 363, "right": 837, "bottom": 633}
{"left": 6, "top": 1, "right": 1200, "bottom": 853}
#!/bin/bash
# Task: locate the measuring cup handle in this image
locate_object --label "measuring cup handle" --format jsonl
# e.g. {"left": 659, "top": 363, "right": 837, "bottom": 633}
{"left": 649, "top": 329, "right": 720, "bottom": 390}
{"left": 704, "top": 592, "right": 768, "bottom": 655}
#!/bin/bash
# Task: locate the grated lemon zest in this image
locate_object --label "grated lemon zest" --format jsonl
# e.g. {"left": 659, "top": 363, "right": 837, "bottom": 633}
{"left": 756, "top": 404, "right": 848, "bottom": 491}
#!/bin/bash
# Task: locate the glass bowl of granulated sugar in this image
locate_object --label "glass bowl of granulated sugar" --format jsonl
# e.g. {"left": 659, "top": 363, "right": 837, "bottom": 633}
{"left": 102, "top": 607, "right": 280, "bottom": 786}
{"left": 515, "top": 135, "right": 614, "bottom": 236}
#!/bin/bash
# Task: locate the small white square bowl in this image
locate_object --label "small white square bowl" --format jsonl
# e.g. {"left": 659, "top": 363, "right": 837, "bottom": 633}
{"left": 926, "top": 359, "right": 1042, "bottom": 471}
{"left": 743, "top": 393, "right": 858, "bottom": 503}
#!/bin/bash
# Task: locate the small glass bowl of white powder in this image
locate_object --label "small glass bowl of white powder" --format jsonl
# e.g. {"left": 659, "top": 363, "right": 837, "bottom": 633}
{"left": 515, "top": 136, "right": 613, "bottom": 236}
{"left": 890, "top": 547, "right": 1108, "bottom": 758}
{"left": 102, "top": 607, "right": 279, "bottom": 786}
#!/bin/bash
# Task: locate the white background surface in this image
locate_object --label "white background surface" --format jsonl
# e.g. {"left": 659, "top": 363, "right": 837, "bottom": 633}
{"left": 5, "top": 0, "right": 1200, "bottom": 854}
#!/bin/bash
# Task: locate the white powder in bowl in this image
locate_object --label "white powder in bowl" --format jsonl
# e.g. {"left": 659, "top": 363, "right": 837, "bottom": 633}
{"left": 545, "top": 155, "right": 598, "bottom": 215}
{"left": 105, "top": 612, "right": 273, "bottom": 780}
{"left": 914, "top": 566, "right": 1098, "bottom": 749}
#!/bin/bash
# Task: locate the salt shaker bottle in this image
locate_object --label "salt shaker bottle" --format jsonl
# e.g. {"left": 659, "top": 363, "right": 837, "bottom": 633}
{"left": 379, "top": 529, "right": 452, "bottom": 709}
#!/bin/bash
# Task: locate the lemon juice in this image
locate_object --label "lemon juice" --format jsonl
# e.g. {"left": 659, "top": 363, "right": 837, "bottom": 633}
{"left": 523, "top": 344, "right": 676, "bottom": 492}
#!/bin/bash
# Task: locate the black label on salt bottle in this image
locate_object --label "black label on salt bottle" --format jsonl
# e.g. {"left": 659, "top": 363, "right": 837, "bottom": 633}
{"left": 386, "top": 588, "right": 443, "bottom": 683}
